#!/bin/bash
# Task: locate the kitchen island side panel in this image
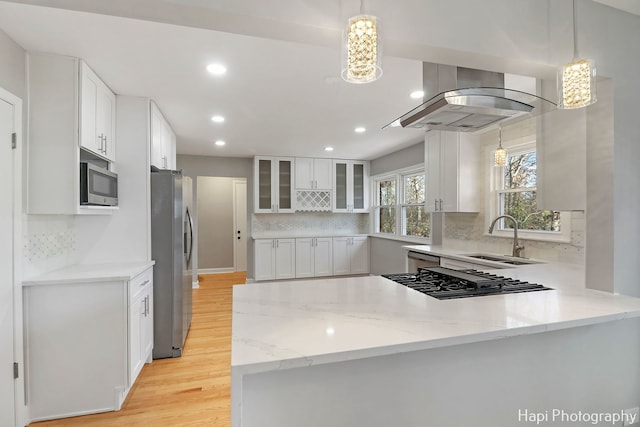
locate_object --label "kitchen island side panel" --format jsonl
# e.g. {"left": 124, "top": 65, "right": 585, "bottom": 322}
{"left": 238, "top": 317, "right": 640, "bottom": 427}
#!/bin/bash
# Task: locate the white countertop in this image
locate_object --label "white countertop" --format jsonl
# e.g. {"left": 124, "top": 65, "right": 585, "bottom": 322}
{"left": 232, "top": 263, "right": 640, "bottom": 375}
{"left": 22, "top": 261, "right": 155, "bottom": 286}
{"left": 252, "top": 233, "right": 368, "bottom": 239}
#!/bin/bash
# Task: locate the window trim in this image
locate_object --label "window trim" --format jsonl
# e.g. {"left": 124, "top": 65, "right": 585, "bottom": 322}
{"left": 371, "top": 164, "right": 432, "bottom": 242}
{"left": 373, "top": 174, "right": 397, "bottom": 235}
{"left": 486, "top": 141, "right": 572, "bottom": 243}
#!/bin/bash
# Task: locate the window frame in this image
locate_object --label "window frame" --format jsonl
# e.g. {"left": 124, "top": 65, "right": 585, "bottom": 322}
{"left": 373, "top": 174, "right": 397, "bottom": 235}
{"left": 371, "top": 164, "right": 432, "bottom": 243}
{"left": 486, "top": 141, "right": 572, "bottom": 243}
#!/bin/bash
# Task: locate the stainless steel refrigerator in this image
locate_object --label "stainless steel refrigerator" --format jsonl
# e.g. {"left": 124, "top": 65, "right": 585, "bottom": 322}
{"left": 151, "top": 169, "right": 194, "bottom": 359}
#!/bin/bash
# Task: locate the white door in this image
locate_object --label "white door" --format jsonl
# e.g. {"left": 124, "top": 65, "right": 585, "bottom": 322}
{"left": 275, "top": 239, "right": 296, "bottom": 279}
{"left": 0, "top": 95, "right": 17, "bottom": 427}
{"left": 313, "top": 158, "right": 333, "bottom": 190}
{"left": 314, "top": 238, "right": 333, "bottom": 277}
{"left": 332, "top": 237, "right": 350, "bottom": 275}
{"left": 349, "top": 237, "right": 370, "bottom": 274}
{"left": 254, "top": 240, "right": 275, "bottom": 281}
{"left": 233, "top": 180, "right": 247, "bottom": 272}
{"left": 295, "top": 238, "right": 314, "bottom": 278}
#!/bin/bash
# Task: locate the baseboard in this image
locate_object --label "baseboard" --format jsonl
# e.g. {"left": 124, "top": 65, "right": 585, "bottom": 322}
{"left": 198, "top": 268, "right": 235, "bottom": 274}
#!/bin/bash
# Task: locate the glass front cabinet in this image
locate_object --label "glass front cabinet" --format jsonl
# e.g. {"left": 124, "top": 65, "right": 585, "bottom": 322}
{"left": 332, "top": 160, "right": 369, "bottom": 213}
{"left": 254, "top": 156, "right": 295, "bottom": 213}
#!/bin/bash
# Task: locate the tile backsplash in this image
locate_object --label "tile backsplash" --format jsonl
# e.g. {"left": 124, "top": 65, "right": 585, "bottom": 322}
{"left": 443, "top": 211, "right": 585, "bottom": 264}
{"left": 252, "top": 212, "right": 369, "bottom": 236}
{"left": 23, "top": 215, "right": 77, "bottom": 278}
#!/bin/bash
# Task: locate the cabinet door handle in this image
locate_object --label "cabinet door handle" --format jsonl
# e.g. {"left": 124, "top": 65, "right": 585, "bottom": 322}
{"left": 277, "top": 240, "right": 279, "bottom": 249}
{"left": 140, "top": 279, "right": 150, "bottom": 287}
{"left": 439, "top": 199, "right": 443, "bottom": 211}
{"left": 146, "top": 295, "right": 150, "bottom": 316}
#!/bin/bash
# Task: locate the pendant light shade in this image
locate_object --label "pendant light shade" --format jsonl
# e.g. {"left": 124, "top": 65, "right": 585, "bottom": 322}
{"left": 341, "top": 11, "right": 382, "bottom": 84}
{"left": 557, "top": 0, "right": 597, "bottom": 109}
{"left": 494, "top": 126, "right": 507, "bottom": 167}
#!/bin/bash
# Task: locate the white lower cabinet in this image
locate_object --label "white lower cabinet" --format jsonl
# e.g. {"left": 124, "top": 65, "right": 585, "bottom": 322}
{"left": 295, "top": 238, "right": 333, "bottom": 278}
{"left": 128, "top": 270, "right": 153, "bottom": 386}
{"left": 332, "top": 236, "right": 369, "bottom": 275}
{"left": 23, "top": 266, "right": 154, "bottom": 422}
{"left": 254, "top": 239, "right": 296, "bottom": 281}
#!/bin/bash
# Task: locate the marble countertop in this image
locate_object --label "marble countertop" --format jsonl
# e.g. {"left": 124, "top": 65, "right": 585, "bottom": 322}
{"left": 232, "top": 263, "right": 640, "bottom": 375}
{"left": 22, "top": 261, "right": 155, "bottom": 286}
{"left": 402, "top": 244, "right": 551, "bottom": 269}
{"left": 252, "top": 233, "right": 369, "bottom": 239}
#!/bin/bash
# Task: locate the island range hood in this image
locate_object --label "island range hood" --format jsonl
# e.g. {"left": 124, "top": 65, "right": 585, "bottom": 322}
{"left": 385, "top": 64, "right": 556, "bottom": 132}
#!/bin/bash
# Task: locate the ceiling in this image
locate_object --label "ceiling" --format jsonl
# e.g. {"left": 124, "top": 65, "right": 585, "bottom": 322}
{"left": 0, "top": 0, "right": 431, "bottom": 160}
{"left": 0, "top": 0, "right": 636, "bottom": 160}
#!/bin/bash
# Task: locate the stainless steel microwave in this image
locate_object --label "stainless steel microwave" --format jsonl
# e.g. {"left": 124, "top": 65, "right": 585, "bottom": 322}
{"left": 80, "top": 162, "right": 118, "bottom": 206}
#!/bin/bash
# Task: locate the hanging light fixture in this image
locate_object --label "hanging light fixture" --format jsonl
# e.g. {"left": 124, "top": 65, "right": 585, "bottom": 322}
{"left": 341, "top": 0, "right": 382, "bottom": 84}
{"left": 557, "top": 0, "right": 597, "bottom": 109}
{"left": 494, "top": 125, "right": 507, "bottom": 167}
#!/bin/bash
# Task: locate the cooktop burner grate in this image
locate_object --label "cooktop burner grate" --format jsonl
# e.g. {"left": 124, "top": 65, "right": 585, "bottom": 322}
{"left": 382, "top": 266, "right": 553, "bottom": 300}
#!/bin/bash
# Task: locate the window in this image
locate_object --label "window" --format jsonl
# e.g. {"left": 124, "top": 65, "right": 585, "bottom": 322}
{"left": 373, "top": 167, "right": 430, "bottom": 240}
{"left": 402, "top": 173, "right": 429, "bottom": 237}
{"left": 375, "top": 177, "right": 396, "bottom": 234}
{"left": 490, "top": 142, "right": 570, "bottom": 242}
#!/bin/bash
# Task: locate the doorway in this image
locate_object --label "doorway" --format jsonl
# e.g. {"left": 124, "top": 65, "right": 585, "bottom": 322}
{"left": 0, "top": 87, "right": 25, "bottom": 427}
{"left": 196, "top": 177, "right": 247, "bottom": 274}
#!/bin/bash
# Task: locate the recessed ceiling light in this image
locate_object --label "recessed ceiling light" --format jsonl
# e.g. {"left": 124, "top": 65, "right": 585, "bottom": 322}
{"left": 410, "top": 90, "right": 424, "bottom": 99}
{"left": 211, "top": 115, "right": 225, "bottom": 123}
{"left": 324, "top": 146, "right": 334, "bottom": 152}
{"left": 354, "top": 127, "right": 366, "bottom": 133}
{"left": 214, "top": 140, "right": 226, "bottom": 147}
{"left": 206, "top": 63, "right": 227, "bottom": 75}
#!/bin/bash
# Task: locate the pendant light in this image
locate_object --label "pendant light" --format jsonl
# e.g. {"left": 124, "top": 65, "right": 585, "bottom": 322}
{"left": 494, "top": 125, "right": 507, "bottom": 167}
{"left": 341, "top": 0, "right": 382, "bottom": 84}
{"left": 557, "top": 0, "right": 597, "bottom": 109}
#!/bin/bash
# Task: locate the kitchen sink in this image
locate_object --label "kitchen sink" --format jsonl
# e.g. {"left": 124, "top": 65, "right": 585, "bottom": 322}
{"left": 461, "top": 253, "right": 543, "bottom": 265}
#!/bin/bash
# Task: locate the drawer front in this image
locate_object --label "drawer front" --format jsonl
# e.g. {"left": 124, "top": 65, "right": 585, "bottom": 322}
{"left": 129, "top": 267, "right": 153, "bottom": 301}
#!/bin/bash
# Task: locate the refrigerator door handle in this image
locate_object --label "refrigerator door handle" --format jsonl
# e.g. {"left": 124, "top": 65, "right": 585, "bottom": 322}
{"left": 185, "top": 207, "right": 194, "bottom": 267}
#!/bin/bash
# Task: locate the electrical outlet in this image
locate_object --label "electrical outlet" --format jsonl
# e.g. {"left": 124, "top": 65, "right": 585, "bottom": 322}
{"left": 623, "top": 407, "right": 640, "bottom": 426}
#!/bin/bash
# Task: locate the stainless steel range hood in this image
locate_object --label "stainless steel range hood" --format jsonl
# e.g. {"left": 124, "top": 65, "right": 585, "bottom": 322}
{"left": 385, "top": 65, "right": 556, "bottom": 132}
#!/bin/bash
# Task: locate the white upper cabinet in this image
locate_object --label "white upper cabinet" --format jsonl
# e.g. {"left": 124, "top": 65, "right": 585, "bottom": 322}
{"left": 254, "top": 156, "right": 295, "bottom": 213}
{"left": 80, "top": 61, "right": 116, "bottom": 161}
{"left": 425, "top": 131, "right": 480, "bottom": 213}
{"left": 150, "top": 101, "right": 176, "bottom": 170}
{"left": 26, "top": 52, "right": 117, "bottom": 215}
{"left": 295, "top": 158, "right": 333, "bottom": 190}
{"left": 332, "top": 160, "right": 369, "bottom": 213}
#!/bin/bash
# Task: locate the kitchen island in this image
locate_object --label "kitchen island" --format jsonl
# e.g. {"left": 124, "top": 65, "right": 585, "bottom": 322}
{"left": 231, "top": 262, "right": 640, "bottom": 427}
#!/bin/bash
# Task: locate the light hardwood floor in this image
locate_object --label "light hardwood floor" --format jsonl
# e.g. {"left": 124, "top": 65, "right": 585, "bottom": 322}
{"left": 31, "top": 272, "right": 246, "bottom": 427}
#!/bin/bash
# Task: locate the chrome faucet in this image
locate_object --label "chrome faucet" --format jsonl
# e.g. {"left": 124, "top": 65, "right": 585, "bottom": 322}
{"left": 488, "top": 215, "right": 525, "bottom": 258}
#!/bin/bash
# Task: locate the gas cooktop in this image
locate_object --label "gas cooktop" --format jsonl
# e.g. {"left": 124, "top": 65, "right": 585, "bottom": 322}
{"left": 382, "top": 266, "right": 553, "bottom": 300}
